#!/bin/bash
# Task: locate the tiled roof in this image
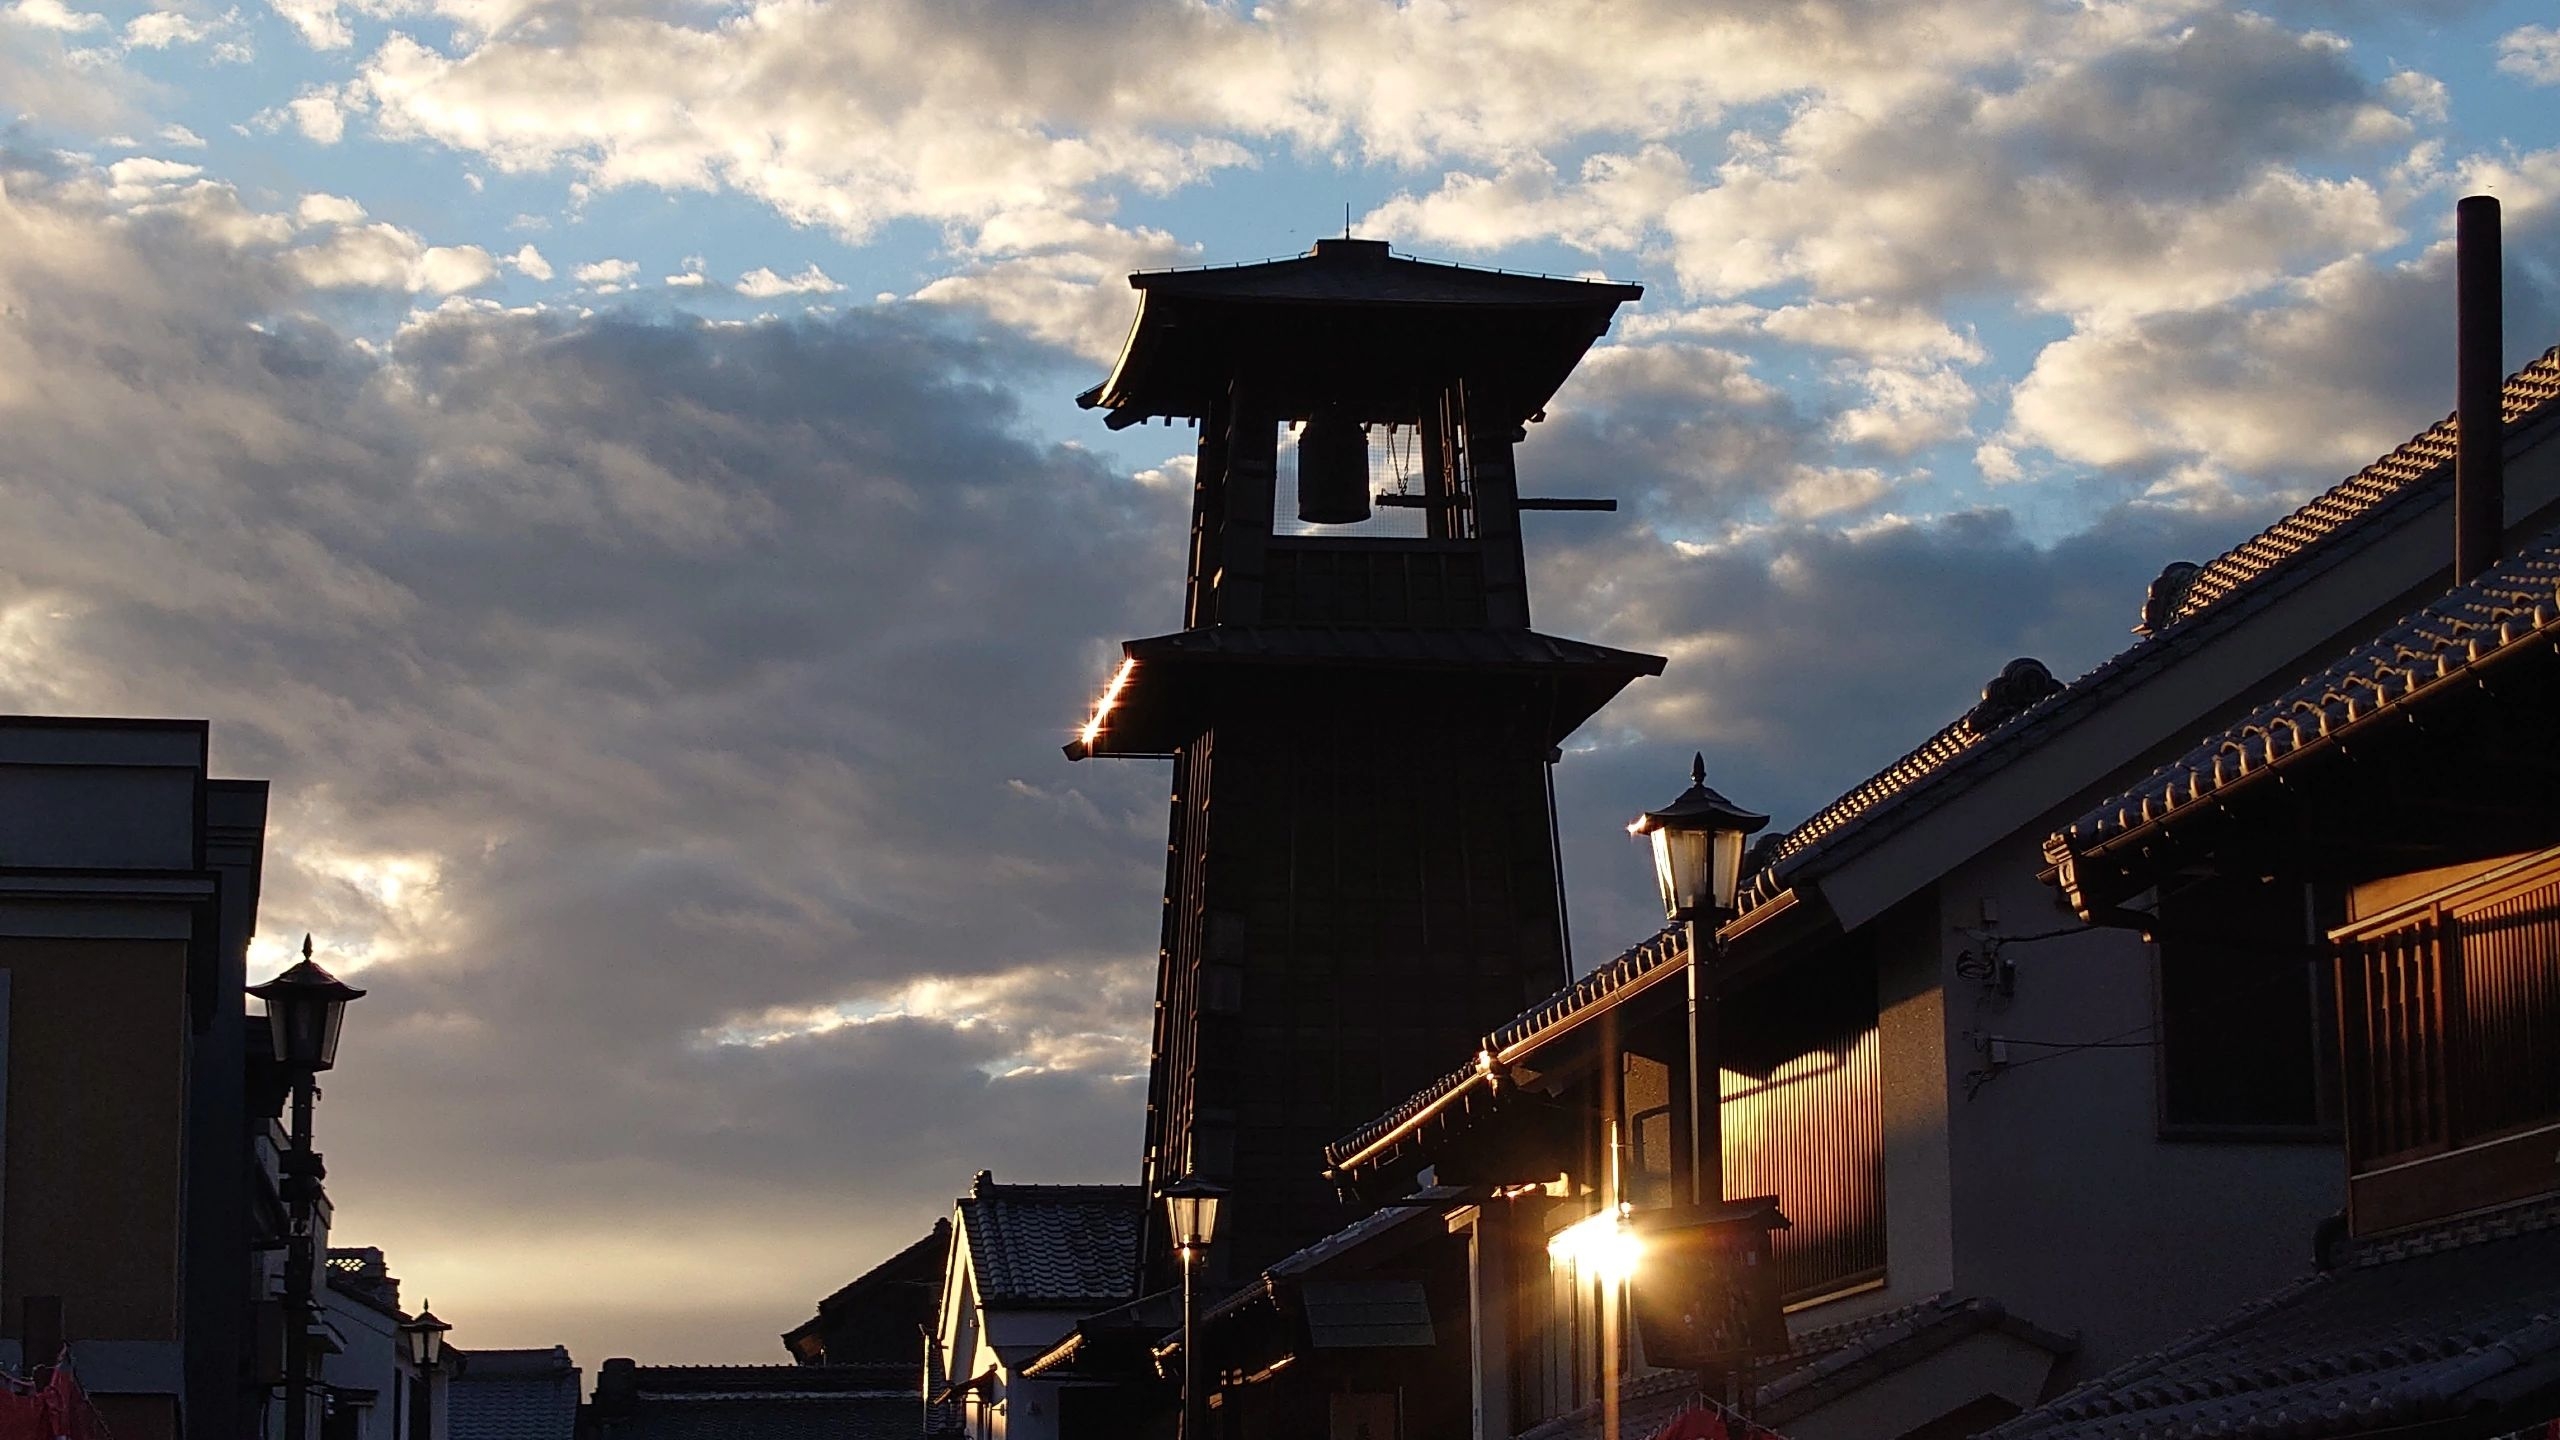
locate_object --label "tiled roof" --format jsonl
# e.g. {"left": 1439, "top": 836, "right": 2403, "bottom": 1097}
{"left": 2169, "top": 351, "right": 2560, "bottom": 625}
{"left": 1325, "top": 927, "right": 1686, "bottom": 1173}
{"left": 1125, "top": 239, "right": 1641, "bottom": 307}
{"left": 782, "top": 1219, "right": 948, "bottom": 1363}
{"left": 323, "top": 1248, "right": 401, "bottom": 1318}
{"left": 1755, "top": 1294, "right": 2073, "bottom": 1422}
{"left": 1985, "top": 1196, "right": 2560, "bottom": 1440}
{"left": 448, "top": 1347, "right": 580, "bottom": 1440}
{"left": 588, "top": 1363, "right": 921, "bottom": 1424}
{"left": 1193, "top": 1185, "right": 1476, "bottom": 1333}
{"left": 619, "top": 1364, "right": 912, "bottom": 1394}
{"left": 600, "top": 1397, "right": 918, "bottom": 1440}
{"left": 1513, "top": 1293, "right": 2074, "bottom": 1440}
{"left": 2052, "top": 522, "right": 2560, "bottom": 859}
{"left": 1731, "top": 347, "right": 2560, "bottom": 917}
{"left": 598, "top": 1365, "right": 918, "bottom": 1440}
{"left": 956, "top": 1173, "right": 1143, "bottom": 1308}
{"left": 1080, "top": 239, "right": 1641, "bottom": 428}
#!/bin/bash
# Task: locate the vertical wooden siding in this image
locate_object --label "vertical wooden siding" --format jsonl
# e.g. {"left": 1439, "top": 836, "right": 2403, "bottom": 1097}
{"left": 1723, "top": 1026, "right": 1886, "bottom": 1301}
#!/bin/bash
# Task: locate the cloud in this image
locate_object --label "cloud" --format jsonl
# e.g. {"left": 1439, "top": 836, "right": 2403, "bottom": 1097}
{"left": 1773, "top": 464, "right": 1896, "bottom": 520}
{"left": 2502, "top": 26, "right": 2560, "bottom": 85}
{"left": 572, "top": 257, "right": 637, "bottom": 286}
{"left": 157, "top": 122, "right": 208, "bottom": 147}
{"left": 285, "top": 89, "right": 349, "bottom": 142}
{"left": 508, "top": 242, "right": 551, "bottom": 280}
{"left": 1522, "top": 341, "right": 1817, "bottom": 527}
{"left": 106, "top": 155, "right": 202, "bottom": 194}
{"left": 663, "top": 256, "right": 705, "bottom": 287}
{"left": 6, "top": 0, "right": 105, "bottom": 31}
{"left": 910, "top": 218, "right": 1190, "bottom": 362}
{"left": 1528, "top": 499, "right": 2255, "bottom": 954}
{"left": 297, "top": 191, "right": 365, "bottom": 225}
{"left": 2003, "top": 155, "right": 2560, "bottom": 485}
{"left": 1363, "top": 146, "right": 1694, "bottom": 256}
{"left": 0, "top": 149, "right": 1182, "bottom": 1361}
{"left": 735, "top": 263, "right": 844, "bottom": 298}
{"left": 124, "top": 8, "right": 228, "bottom": 47}
{"left": 1829, "top": 363, "right": 1976, "bottom": 455}
{"left": 267, "top": 0, "right": 346, "bottom": 48}
{"left": 282, "top": 208, "right": 496, "bottom": 293}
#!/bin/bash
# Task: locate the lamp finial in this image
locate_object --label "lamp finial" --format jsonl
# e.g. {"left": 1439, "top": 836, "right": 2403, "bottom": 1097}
{"left": 1690, "top": 752, "right": 1706, "bottom": 786}
{"left": 302, "top": 933, "right": 314, "bottom": 961}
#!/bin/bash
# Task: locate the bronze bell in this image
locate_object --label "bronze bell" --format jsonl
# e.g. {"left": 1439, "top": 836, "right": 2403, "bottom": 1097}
{"left": 1296, "top": 409, "right": 1371, "bottom": 525}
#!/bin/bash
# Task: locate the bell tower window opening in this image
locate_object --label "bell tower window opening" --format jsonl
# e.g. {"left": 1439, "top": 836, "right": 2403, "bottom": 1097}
{"left": 1274, "top": 419, "right": 1441, "bottom": 539}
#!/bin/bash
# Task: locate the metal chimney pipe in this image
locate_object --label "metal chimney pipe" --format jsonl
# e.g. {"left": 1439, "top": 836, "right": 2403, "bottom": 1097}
{"left": 2456, "top": 195, "right": 2503, "bottom": 585}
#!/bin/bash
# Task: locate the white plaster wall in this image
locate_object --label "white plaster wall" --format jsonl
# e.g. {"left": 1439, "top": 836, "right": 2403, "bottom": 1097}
{"left": 316, "top": 1289, "right": 403, "bottom": 1440}
{"left": 1938, "top": 835, "right": 2342, "bottom": 1383}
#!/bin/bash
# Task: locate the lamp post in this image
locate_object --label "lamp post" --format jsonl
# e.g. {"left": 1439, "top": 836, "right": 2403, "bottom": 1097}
{"left": 401, "top": 1305, "right": 450, "bottom": 1440}
{"left": 1161, "top": 1176, "right": 1227, "bottom": 1440}
{"left": 250, "top": 936, "right": 365, "bottom": 1440}
{"left": 1631, "top": 756, "right": 1767, "bottom": 1210}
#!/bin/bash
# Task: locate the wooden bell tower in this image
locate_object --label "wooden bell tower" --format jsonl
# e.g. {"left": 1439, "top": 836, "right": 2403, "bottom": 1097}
{"left": 1068, "top": 238, "right": 1661, "bottom": 1283}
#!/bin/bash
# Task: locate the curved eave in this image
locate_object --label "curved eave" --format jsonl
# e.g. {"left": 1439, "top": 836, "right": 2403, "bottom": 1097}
{"left": 1064, "top": 627, "right": 1665, "bottom": 761}
{"left": 1077, "top": 289, "right": 1157, "bottom": 429}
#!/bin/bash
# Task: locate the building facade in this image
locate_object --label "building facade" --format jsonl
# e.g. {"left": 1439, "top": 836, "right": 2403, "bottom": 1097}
{"left": 1270, "top": 346, "right": 2560, "bottom": 1438}
{"left": 2010, "top": 521, "right": 2560, "bottom": 1438}
{"left": 0, "top": 717, "right": 270, "bottom": 1440}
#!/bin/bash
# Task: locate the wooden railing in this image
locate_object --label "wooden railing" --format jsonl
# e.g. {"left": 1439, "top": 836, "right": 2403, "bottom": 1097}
{"left": 2333, "top": 847, "right": 2560, "bottom": 1230}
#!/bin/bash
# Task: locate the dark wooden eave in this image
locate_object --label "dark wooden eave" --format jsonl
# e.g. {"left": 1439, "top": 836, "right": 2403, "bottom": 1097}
{"left": 2045, "top": 527, "right": 2560, "bottom": 918}
{"left": 1078, "top": 239, "right": 1642, "bottom": 430}
{"left": 1068, "top": 624, "right": 1664, "bottom": 760}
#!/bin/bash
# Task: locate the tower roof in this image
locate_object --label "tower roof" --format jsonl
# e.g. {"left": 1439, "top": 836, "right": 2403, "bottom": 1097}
{"left": 1078, "top": 238, "right": 1642, "bottom": 430}
{"left": 1067, "top": 623, "right": 1665, "bottom": 760}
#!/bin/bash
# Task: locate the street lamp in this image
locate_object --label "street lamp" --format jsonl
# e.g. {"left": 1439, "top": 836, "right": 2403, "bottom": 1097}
{"left": 402, "top": 1305, "right": 450, "bottom": 1440}
{"left": 1162, "top": 1176, "right": 1227, "bottom": 1440}
{"left": 1631, "top": 756, "right": 1767, "bottom": 1209}
{"left": 250, "top": 936, "right": 365, "bottom": 1440}
{"left": 402, "top": 1304, "right": 449, "bottom": 1369}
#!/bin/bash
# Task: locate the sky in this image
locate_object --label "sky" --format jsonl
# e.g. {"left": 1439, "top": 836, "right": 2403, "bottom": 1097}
{"left": 4, "top": 0, "right": 2559, "bottom": 1367}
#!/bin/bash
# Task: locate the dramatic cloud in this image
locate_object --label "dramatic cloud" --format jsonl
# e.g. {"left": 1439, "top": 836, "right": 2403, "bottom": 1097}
{"left": 2, "top": 0, "right": 2552, "bottom": 1370}
{"left": 2005, "top": 153, "right": 2560, "bottom": 486}
{"left": 0, "top": 152, "right": 1180, "bottom": 1361}
{"left": 1529, "top": 500, "right": 2256, "bottom": 954}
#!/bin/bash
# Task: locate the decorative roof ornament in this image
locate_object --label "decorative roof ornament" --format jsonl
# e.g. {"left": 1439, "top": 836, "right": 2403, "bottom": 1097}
{"left": 2136, "top": 560, "right": 2203, "bottom": 636}
{"left": 1963, "top": 658, "right": 2063, "bottom": 738}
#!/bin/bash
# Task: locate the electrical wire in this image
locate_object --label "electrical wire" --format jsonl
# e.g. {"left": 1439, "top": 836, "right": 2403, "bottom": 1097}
{"left": 1962, "top": 954, "right": 2313, "bottom": 1098}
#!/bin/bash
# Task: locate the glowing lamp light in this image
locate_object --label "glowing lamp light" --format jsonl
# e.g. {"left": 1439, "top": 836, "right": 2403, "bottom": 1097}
{"left": 1161, "top": 1174, "right": 1227, "bottom": 1257}
{"left": 1078, "top": 658, "right": 1137, "bottom": 748}
{"left": 1547, "top": 1203, "right": 1643, "bottom": 1285}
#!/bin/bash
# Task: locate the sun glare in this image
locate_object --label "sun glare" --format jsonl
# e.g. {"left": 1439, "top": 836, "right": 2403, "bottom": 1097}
{"left": 1078, "top": 657, "right": 1136, "bottom": 747}
{"left": 1547, "top": 1203, "right": 1642, "bottom": 1286}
